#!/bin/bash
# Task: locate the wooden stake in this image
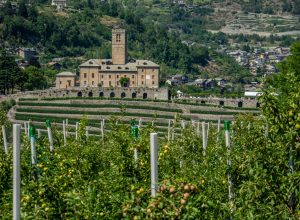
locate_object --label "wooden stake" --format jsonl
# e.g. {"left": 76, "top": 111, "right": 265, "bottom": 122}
{"left": 63, "top": 120, "right": 66, "bottom": 145}
{"left": 2, "top": 125, "right": 8, "bottom": 154}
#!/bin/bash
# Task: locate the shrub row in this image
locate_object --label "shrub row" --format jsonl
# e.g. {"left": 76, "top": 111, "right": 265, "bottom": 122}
{"left": 16, "top": 108, "right": 191, "bottom": 120}
{"left": 190, "top": 109, "right": 259, "bottom": 115}
{"left": 18, "top": 102, "right": 183, "bottom": 113}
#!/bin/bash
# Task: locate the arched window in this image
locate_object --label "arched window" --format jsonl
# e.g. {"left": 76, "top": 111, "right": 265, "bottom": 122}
{"left": 77, "top": 91, "right": 82, "bottom": 97}
{"left": 238, "top": 101, "right": 243, "bottom": 108}
{"left": 132, "top": 92, "right": 137, "bottom": 99}
{"left": 110, "top": 92, "right": 115, "bottom": 98}
{"left": 219, "top": 101, "right": 224, "bottom": 106}
{"left": 88, "top": 91, "right": 93, "bottom": 97}
{"left": 99, "top": 92, "right": 104, "bottom": 97}
{"left": 121, "top": 92, "right": 126, "bottom": 98}
{"left": 256, "top": 102, "right": 260, "bottom": 108}
{"left": 143, "top": 93, "right": 147, "bottom": 99}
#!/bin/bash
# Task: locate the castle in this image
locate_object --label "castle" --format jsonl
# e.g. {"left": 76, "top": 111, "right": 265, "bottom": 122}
{"left": 56, "top": 28, "right": 160, "bottom": 89}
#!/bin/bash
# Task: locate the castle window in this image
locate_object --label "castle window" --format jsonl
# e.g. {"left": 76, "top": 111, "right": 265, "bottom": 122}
{"left": 141, "top": 75, "right": 144, "bottom": 79}
{"left": 101, "top": 75, "right": 103, "bottom": 78}
{"left": 132, "top": 81, "right": 135, "bottom": 85}
{"left": 142, "top": 69, "right": 144, "bottom": 72}
{"left": 84, "top": 81, "right": 87, "bottom": 85}
{"left": 118, "top": 66, "right": 121, "bottom": 69}
{"left": 152, "top": 69, "right": 155, "bottom": 72}
{"left": 92, "top": 81, "right": 94, "bottom": 85}
{"left": 152, "top": 81, "right": 154, "bottom": 85}
{"left": 60, "top": 81, "right": 62, "bottom": 84}
{"left": 117, "top": 75, "right": 119, "bottom": 78}
{"left": 142, "top": 81, "right": 144, "bottom": 85}
{"left": 109, "top": 75, "right": 111, "bottom": 79}
{"left": 109, "top": 81, "right": 111, "bottom": 86}
{"left": 152, "top": 75, "right": 154, "bottom": 79}
{"left": 92, "top": 73, "right": 94, "bottom": 78}
{"left": 124, "top": 75, "right": 127, "bottom": 78}
{"left": 84, "top": 73, "right": 87, "bottom": 78}
{"left": 117, "top": 81, "right": 119, "bottom": 85}
{"left": 132, "top": 75, "right": 134, "bottom": 78}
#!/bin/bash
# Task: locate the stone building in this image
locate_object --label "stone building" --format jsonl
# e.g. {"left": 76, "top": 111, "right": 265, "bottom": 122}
{"left": 56, "top": 72, "right": 76, "bottom": 89}
{"left": 17, "top": 48, "right": 36, "bottom": 61}
{"left": 79, "top": 28, "right": 160, "bottom": 88}
{"left": 51, "top": 0, "right": 67, "bottom": 10}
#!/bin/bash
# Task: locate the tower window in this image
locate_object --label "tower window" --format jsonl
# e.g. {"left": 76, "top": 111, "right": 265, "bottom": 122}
{"left": 141, "top": 75, "right": 144, "bottom": 79}
{"left": 84, "top": 73, "right": 87, "bottom": 78}
{"left": 152, "top": 75, "right": 154, "bottom": 79}
{"left": 132, "top": 75, "right": 134, "bottom": 78}
{"left": 92, "top": 73, "right": 94, "bottom": 78}
{"left": 109, "top": 75, "right": 111, "bottom": 79}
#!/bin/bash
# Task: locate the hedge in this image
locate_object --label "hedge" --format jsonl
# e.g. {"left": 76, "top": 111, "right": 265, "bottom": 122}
{"left": 18, "top": 102, "right": 182, "bottom": 113}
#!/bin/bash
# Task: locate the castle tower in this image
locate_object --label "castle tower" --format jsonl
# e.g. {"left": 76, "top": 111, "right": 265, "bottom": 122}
{"left": 112, "top": 28, "right": 127, "bottom": 65}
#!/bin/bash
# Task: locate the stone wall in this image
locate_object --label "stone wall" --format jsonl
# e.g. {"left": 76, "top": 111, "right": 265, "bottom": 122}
{"left": 3, "top": 87, "right": 260, "bottom": 109}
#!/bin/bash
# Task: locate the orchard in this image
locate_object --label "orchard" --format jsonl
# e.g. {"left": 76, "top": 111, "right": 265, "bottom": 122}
{"left": 0, "top": 42, "right": 299, "bottom": 219}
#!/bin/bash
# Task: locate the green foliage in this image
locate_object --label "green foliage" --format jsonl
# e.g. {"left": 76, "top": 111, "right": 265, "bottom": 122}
{"left": 0, "top": 50, "right": 23, "bottom": 94}
{"left": 119, "top": 76, "right": 130, "bottom": 87}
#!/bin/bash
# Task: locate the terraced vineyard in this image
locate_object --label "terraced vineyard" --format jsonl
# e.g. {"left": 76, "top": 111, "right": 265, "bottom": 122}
{"left": 12, "top": 98, "right": 259, "bottom": 135}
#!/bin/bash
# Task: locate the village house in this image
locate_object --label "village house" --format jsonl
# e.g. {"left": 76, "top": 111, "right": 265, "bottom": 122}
{"left": 56, "top": 72, "right": 76, "bottom": 89}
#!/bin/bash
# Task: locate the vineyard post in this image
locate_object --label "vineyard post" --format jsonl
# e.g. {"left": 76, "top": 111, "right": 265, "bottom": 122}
{"left": 27, "top": 121, "right": 30, "bottom": 139}
{"left": 24, "top": 122, "right": 27, "bottom": 136}
{"left": 196, "top": 122, "right": 200, "bottom": 137}
{"left": 167, "top": 119, "right": 171, "bottom": 143}
{"left": 2, "top": 125, "right": 8, "bottom": 154}
{"left": 29, "top": 125, "right": 37, "bottom": 165}
{"left": 181, "top": 120, "right": 185, "bottom": 129}
{"left": 224, "top": 121, "right": 234, "bottom": 214}
{"left": 206, "top": 122, "right": 210, "bottom": 141}
{"left": 75, "top": 122, "right": 79, "bottom": 140}
{"left": 63, "top": 120, "right": 66, "bottom": 145}
{"left": 65, "top": 119, "right": 68, "bottom": 136}
{"left": 152, "top": 120, "right": 154, "bottom": 126}
{"left": 37, "top": 129, "right": 41, "bottom": 138}
{"left": 202, "top": 122, "right": 207, "bottom": 157}
{"left": 138, "top": 118, "right": 142, "bottom": 127}
{"left": 86, "top": 126, "right": 89, "bottom": 139}
{"left": 150, "top": 133, "right": 158, "bottom": 197}
{"left": 217, "top": 118, "right": 221, "bottom": 143}
{"left": 171, "top": 127, "right": 174, "bottom": 141}
{"left": 101, "top": 121, "right": 104, "bottom": 140}
{"left": 264, "top": 123, "right": 269, "bottom": 138}
{"left": 46, "top": 120, "right": 53, "bottom": 152}
{"left": 102, "top": 119, "right": 105, "bottom": 127}
{"left": 13, "top": 124, "right": 21, "bottom": 220}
